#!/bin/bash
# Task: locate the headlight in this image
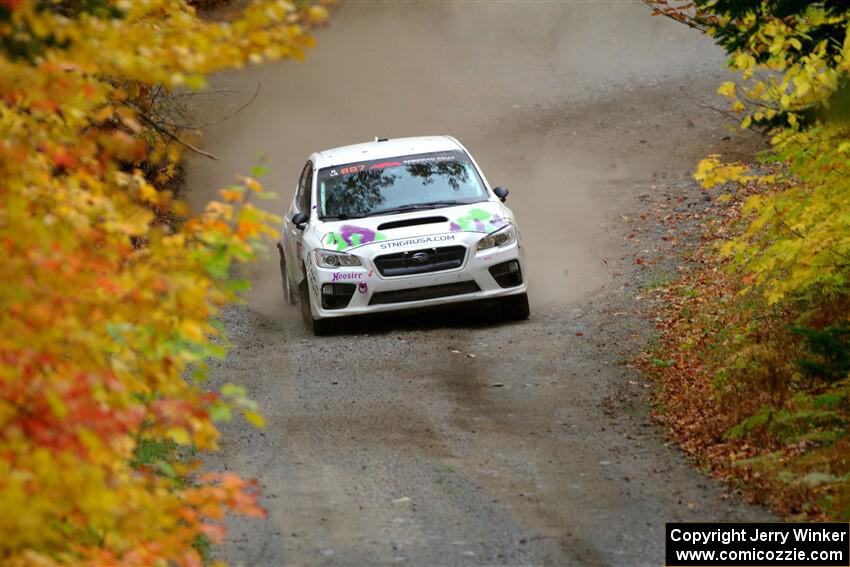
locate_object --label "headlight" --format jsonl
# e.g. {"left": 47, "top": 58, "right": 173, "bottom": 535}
{"left": 477, "top": 224, "right": 516, "bottom": 251}
{"left": 313, "top": 249, "right": 362, "bottom": 268}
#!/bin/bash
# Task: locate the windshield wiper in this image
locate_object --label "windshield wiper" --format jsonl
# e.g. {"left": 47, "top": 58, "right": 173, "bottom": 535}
{"left": 370, "top": 201, "right": 472, "bottom": 216}
{"left": 323, "top": 201, "right": 481, "bottom": 220}
{"left": 321, "top": 213, "right": 366, "bottom": 221}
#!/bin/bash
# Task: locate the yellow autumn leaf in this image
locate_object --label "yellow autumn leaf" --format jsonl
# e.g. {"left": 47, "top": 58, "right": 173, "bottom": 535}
{"left": 244, "top": 410, "right": 266, "bottom": 429}
{"left": 717, "top": 81, "right": 736, "bottom": 98}
{"left": 139, "top": 182, "right": 159, "bottom": 204}
{"left": 244, "top": 177, "right": 262, "bottom": 193}
{"left": 44, "top": 391, "right": 68, "bottom": 419}
{"left": 166, "top": 428, "right": 192, "bottom": 446}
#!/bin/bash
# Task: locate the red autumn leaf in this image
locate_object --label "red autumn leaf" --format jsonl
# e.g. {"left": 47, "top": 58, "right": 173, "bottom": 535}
{"left": 51, "top": 149, "right": 76, "bottom": 170}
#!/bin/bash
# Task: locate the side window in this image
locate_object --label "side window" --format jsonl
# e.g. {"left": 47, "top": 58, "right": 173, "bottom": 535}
{"left": 295, "top": 162, "right": 312, "bottom": 212}
{"left": 300, "top": 164, "right": 313, "bottom": 212}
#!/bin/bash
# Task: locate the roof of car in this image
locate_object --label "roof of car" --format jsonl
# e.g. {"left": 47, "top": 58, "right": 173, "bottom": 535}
{"left": 313, "top": 136, "right": 463, "bottom": 169}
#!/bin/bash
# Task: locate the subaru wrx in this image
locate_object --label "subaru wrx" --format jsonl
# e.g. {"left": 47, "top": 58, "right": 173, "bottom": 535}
{"left": 278, "top": 136, "right": 529, "bottom": 334}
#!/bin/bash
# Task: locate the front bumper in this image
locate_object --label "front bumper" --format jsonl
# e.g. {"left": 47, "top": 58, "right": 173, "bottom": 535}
{"left": 305, "top": 239, "right": 527, "bottom": 319}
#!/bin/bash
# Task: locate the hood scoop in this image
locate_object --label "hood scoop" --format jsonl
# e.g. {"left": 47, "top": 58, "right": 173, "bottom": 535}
{"left": 377, "top": 216, "right": 448, "bottom": 231}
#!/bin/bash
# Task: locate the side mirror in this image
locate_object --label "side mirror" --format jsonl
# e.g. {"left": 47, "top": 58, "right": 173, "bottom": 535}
{"left": 493, "top": 186, "right": 509, "bottom": 202}
{"left": 291, "top": 211, "right": 309, "bottom": 230}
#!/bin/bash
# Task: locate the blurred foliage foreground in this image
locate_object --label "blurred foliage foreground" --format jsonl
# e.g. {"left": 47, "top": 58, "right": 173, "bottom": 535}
{"left": 0, "top": 0, "right": 327, "bottom": 564}
{"left": 641, "top": 1, "right": 849, "bottom": 519}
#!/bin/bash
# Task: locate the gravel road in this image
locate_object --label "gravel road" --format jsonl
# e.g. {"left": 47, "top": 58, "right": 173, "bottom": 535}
{"left": 185, "top": 2, "right": 771, "bottom": 565}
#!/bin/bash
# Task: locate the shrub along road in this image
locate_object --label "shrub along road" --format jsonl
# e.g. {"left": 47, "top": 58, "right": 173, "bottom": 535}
{"left": 187, "top": 3, "right": 772, "bottom": 565}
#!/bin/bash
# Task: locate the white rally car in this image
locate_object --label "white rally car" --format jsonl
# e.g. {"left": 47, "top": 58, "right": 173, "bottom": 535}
{"left": 277, "top": 136, "right": 528, "bottom": 334}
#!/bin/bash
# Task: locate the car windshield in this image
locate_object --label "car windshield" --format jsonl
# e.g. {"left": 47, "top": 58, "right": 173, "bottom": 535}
{"left": 317, "top": 150, "right": 488, "bottom": 219}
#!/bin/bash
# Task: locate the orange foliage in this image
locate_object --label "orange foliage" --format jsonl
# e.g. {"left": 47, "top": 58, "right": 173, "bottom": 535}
{"left": 0, "top": 1, "right": 328, "bottom": 564}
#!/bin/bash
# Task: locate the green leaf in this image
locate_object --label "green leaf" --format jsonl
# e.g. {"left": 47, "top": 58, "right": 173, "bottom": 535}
{"left": 209, "top": 402, "right": 232, "bottom": 422}
{"left": 250, "top": 165, "right": 270, "bottom": 178}
{"left": 221, "top": 383, "right": 247, "bottom": 399}
{"left": 227, "top": 279, "right": 251, "bottom": 293}
{"left": 184, "top": 74, "right": 208, "bottom": 90}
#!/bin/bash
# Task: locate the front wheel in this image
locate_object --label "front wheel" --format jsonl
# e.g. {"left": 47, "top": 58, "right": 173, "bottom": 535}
{"left": 278, "top": 244, "right": 296, "bottom": 306}
{"left": 299, "top": 282, "right": 335, "bottom": 336}
{"left": 500, "top": 292, "right": 530, "bottom": 321}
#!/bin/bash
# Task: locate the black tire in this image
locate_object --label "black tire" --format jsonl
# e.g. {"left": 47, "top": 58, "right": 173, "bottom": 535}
{"left": 501, "top": 292, "right": 530, "bottom": 321}
{"left": 311, "top": 317, "right": 335, "bottom": 336}
{"left": 298, "top": 281, "right": 312, "bottom": 324}
{"left": 299, "top": 281, "right": 335, "bottom": 336}
{"left": 278, "top": 244, "right": 296, "bottom": 306}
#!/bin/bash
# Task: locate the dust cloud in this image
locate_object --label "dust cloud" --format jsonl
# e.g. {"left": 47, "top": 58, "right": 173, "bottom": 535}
{"left": 185, "top": 1, "right": 732, "bottom": 316}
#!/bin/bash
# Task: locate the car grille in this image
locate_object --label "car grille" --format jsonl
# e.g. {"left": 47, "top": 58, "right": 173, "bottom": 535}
{"left": 369, "top": 281, "right": 480, "bottom": 305}
{"left": 373, "top": 246, "right": 466, "bottom": 277}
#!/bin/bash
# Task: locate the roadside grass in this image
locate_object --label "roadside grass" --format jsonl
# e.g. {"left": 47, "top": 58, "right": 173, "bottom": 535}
{"left": 637, "top": 184, "right": 850, "bottom": 521}
{"left": 132, "top": 437, "right": 216, "bottom": 559}
{"left": 132, "top": 438, "right": 178, "bottom": 471}
{"left": 645, "top": 270, "right": 678, "bottom": 291}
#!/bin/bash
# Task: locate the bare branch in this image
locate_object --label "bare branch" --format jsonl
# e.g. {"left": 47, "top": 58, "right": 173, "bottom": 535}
{"left": 130, "top": 104, "right": 220, "bottom": 161}
{"left": 170, "top": 88, "right": 245, "bottom": 98}
{"left": 639, "top": 0, "right": 709, "bottom": 32}
{"left": 167, "top": 82, "right": 262, "bottom": 130}
{"left": 677, "top": 86, "right": 763, "bottom": 132}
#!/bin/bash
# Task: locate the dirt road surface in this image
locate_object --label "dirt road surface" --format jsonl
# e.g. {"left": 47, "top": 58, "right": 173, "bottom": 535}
{"left": 185, "top": 2, "right": 771, "bottom": 565}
